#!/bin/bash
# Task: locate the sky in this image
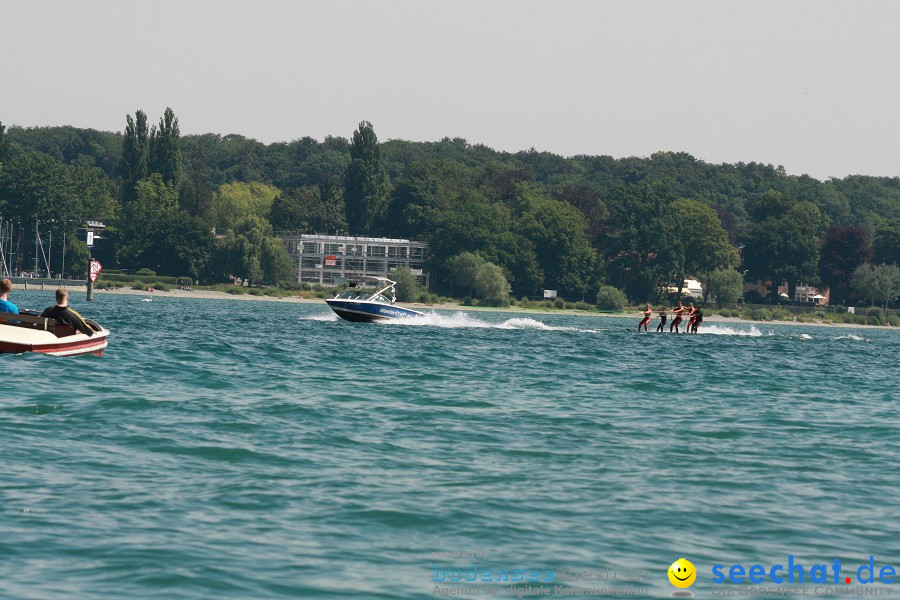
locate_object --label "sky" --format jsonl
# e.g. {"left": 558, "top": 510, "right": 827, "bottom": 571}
{"left": 2, "top": 0, "right": 899, "bottom": 180}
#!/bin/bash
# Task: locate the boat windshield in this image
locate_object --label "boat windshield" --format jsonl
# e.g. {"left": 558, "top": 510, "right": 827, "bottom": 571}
{"left": 337, "top": 290, "right": 367, "bottom": 300}
{"left": 335, "top": 284, "right": 395, "bottom": 303}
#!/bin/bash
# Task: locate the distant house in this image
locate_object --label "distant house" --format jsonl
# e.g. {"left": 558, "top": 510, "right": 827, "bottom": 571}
{"left": 666, "top": 278, "right": 704, "bottom": 298}
{"left": 743, "top": 280, "right": 829, "bottom": 305}
{"left": 794, "top": 284, "right": 829, "bottom": 306}
{"left": 684, "top": 278, "right": 704, "bottom": 298}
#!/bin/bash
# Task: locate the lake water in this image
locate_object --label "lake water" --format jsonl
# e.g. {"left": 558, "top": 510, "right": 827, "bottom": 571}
{"left": 1, "top": 291, "right": 898, "bottom": 599}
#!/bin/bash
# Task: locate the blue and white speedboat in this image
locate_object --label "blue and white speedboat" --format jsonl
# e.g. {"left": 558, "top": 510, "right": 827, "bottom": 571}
{"left": 325, "top": 276, "right": 424, "bottom": 322}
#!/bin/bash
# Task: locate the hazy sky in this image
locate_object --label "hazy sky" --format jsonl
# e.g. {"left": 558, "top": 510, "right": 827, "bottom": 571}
{"left": 2, "top": 0, "right": 899, "bottom": 180}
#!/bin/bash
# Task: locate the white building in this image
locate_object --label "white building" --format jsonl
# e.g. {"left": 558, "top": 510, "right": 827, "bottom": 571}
{"left": 665, "top": 278, "right": 704, "bottom": 298}
{"left": 794, "top": 284, "right": 828, "bottom": 305}
{"left": 278, "top": 233, "right": 429, "bottom": 288}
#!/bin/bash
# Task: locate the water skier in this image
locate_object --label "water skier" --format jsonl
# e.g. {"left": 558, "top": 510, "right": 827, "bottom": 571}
{"left": 669, "top": 302, "right": 684, "bottom": 333}
{"left": 691, "top": 305, "right": 703, "bottom": 333}
{"left": 656, "top": 306, "right": 668, "bottom": 332}
{"left": 638, "top": 303, "right": 652, "bottom": 332}
{"left": 685, "top": 303, "right": 696, "bottom": 333}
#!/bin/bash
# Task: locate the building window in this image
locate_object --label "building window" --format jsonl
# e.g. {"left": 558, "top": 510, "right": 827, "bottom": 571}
{"left": 366, "top": 259, "right": 387, "bottom": 272}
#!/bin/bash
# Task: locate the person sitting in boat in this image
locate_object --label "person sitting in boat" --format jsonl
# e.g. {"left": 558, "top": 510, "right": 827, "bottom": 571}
{"left": 40, "top": 288, "right": 94, "bottom": 336}
{"left": 0, "top": 278, "right": 19, "bottom": 315}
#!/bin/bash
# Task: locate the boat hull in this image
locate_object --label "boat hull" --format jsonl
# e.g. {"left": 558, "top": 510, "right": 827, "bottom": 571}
{"left": 325, "top": 299, "right": 424, "bottom": 322}
{"left": 0, "top": 325, "right": 109, "bottom": 357}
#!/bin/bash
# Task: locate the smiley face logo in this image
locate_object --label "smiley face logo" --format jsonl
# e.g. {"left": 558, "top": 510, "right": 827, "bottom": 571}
{"left": 668, "top": 558, "right": 696, "bottom": 588}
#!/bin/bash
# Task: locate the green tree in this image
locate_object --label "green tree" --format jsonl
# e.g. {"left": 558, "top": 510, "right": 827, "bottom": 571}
{"left": 554, "top": 184, "right": 608, "bottom": 243}
{"left": 851, "top": 263, "right": 900, "bottom": 309}
{"left": 474, "top": 262, "right": 510, "bottom": 306}
{"left": 704, "top": 268, "right": 744, "bottom": 307}
{"left": 115, "top": 174, "right": 179, "bottom": 269}
{"left": 260, "top": 236, "right": 293, "bottom": 284}
{"left": 514, "top": 184, "right": 598, "bottom": 299}
{"left": 383, "top": 159, "right": 474, "bottom": 238}
{"left": 423, "top": 189, "right": 543, "bottom": 296}
{"left": 0, "top": 152, "right": 81, "bottom": 276}
{"left": 63, "top": 234, "right": 90, "bottom": 279}
{"left": 741, "top": 193, "right": 820, "bottom": 300}
{"left": 149, "top": 107, "right": 183, "bottom": 187}
{"left": 747, "top": 190, "right": 795, "bottom": 222}
{"left": 391, "top": 265, "right": 420, "bottom": 302}
{"left": 213, "top": 215, "right": 291, "bottom": 284}
{"left": 818, "top": 225, "right": 873, "bottom": 306}
{"left": 269, "top": 186, "right": 313, "bottom": 231}
{"left": 269, "top": 185, "right": 347, "bottom": 233}
{"left": 445, "top": 252, "right": 486, "bottom": 297}
{"left": 138, "top": 210, "right": 214, "bottom": 280}
{"left": 0, "top": 152, "right": 76, "bottom": 225}
{"left": 70, "top": 165, "right": 118, "bottom": 220}
{"left": 180, "top": 139, "right": 212, "bottom": 220}
{"left": 345, "top": 121, "right": 389, "bottom": 235}
{"left": 0, "top": 121, "right": 10, "bottom": 163}
{"left": 595, "top": 285, "right": 627, "bottom": 310}
{"left": 669, "top": 198, "right": 739, "bottom": 297}
{"left": 602, "top": 184, "right": 679, "bottom": 302}
{"left": 873, "top": 219, "right": 900, "bottom": 265}
{"left": 209, "top": 181, "right": 280, "bottom": 232}
{"left": 120, "top": 110, "right": 149, "bottom": 204}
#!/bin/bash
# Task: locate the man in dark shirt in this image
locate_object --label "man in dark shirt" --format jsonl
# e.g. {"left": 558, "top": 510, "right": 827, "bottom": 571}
{"left": 41, "top": 288, "right": 94, "bottom": 336}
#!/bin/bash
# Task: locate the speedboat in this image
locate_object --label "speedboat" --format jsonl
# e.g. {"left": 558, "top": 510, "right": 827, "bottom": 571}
{"left": 0, "top": 310, "right": 109, "bottom": 356}
{"left": 325, "top": 276, "right": 424, "bottom": 322}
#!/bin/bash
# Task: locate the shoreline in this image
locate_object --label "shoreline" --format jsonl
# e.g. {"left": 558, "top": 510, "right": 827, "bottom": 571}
{"left": 75, "top": 287, "right": 896, "bottom": 331}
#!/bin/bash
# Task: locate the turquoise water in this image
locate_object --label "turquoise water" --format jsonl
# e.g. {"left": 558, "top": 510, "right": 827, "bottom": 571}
{"left": 1, "top": 291, "right": 898, "bottom": 599}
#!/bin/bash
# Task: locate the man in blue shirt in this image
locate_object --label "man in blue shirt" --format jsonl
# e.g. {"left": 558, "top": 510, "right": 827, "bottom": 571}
{"left": 0, "top": 278, "right": 19, "bottom": 314}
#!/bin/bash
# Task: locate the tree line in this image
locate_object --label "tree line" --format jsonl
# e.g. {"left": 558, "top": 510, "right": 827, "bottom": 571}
{"left": 0, "top": 114, "right": 898, "bottom": 307}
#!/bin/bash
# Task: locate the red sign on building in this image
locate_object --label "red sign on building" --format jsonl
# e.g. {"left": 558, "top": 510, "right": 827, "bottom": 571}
{"left": 324, "top": 255, "right": 338, "bottom": 267}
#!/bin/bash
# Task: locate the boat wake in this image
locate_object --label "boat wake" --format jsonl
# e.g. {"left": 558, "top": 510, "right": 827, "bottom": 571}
{"left": 497, "top": 317, "right": 563, "bottom": 330}
{"left": 835, "top": 334, "right": 868, "bottom": 342}
{"left": 698, "top": 325, "right": 766, "bottom": 337}
{"left": 304, "top": 313, "right": 339, "bottom": 322}
{"left": 380, "top": 311, "right": 589, "bottom": 332}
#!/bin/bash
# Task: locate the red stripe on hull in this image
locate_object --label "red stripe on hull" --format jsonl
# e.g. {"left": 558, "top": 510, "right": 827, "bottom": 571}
{"left": 0, "top": 335, "right": 108, "bottom": 356}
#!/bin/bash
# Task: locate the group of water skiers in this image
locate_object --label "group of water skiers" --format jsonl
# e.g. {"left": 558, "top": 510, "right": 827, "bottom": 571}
{"left": 637, "top": 301, "right": 703, "bottom": 333}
